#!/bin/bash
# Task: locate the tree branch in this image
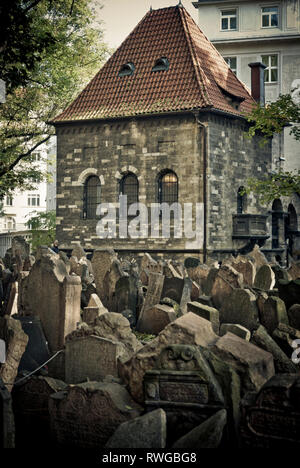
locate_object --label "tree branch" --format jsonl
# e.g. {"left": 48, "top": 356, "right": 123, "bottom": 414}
{"left": 0, "top": 135, "right": 50, "bottom": 178}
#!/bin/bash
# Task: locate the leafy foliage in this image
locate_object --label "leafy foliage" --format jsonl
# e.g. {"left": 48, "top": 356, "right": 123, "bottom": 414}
{"left": 0, "top": 0, "right": 109, "bottom": 197}
{"left": 245, "top": 94, "right": 300, "bottom": 143}
{"left": 25, "top": 210, "right": 56, "bottom": 250}
{"left": 243, "top": 169, "right": 300, "bottom": 205}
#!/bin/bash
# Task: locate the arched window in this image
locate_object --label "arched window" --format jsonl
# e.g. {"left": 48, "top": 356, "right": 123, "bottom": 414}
{"left": 120, "top": 173, "right": 139, "bottom": 206}
{"left": 288, "top": 204, "right": 298, "bottom": 231}
{"left": 83, "top": 175, "right": 101, "bottom": 219}
{"left": 237, "top": 186, "right": 246, "bottom": 214}
{"left": 152, "top": 57, "right": 169, "bottom": 72}
{"left": 272, "top": 198, "right": 283, "bottom": 248}
{"left": 158, "top": 171, "right": 178, "bottom": 204}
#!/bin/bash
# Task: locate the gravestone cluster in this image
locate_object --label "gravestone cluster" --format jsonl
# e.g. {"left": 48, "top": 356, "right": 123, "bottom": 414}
{"left": 0, "top": 240, "right": 300, "bottom": 448}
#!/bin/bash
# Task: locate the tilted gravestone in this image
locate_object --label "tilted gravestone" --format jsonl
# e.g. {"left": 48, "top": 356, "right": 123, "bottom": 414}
{"left": 0, "top": 377, "right": 15, "bottom": 448}
{"left": 144, "top": 344, "right": 224, "bottom": 445}
{"left": 240, "top": 374, "right": 300, "bottom": 447}
{"left": 65, "top": 335, "right": 126, "bottom": 384}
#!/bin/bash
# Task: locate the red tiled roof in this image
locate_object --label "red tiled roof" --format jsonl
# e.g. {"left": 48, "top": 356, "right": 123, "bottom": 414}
{"left": 53, "top": 5, "right": 255, "bottom": 122}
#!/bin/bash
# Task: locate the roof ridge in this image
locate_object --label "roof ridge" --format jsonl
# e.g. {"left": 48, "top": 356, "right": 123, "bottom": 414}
{"left": 178, "top": 6, "right": 212, "bottom": 108}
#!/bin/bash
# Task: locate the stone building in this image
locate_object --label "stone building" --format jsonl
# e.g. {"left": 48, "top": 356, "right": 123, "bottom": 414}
{"left": 192, "top": 0, "right": 300, "bottom": 261}
{"left": 52, "top": 5, "right": 279, "bottom": 262}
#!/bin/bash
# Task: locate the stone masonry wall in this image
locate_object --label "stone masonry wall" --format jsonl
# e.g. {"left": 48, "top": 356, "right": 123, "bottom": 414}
{"left": 55, "top": 113, "right": 204, "bottom": 254}
{"left": 206, "top": 113, "right": 272, "bottom": 253}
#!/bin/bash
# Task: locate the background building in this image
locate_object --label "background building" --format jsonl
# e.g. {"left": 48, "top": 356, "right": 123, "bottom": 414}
{"left": 193, "top": 0, "right": 300, "bottom": 172}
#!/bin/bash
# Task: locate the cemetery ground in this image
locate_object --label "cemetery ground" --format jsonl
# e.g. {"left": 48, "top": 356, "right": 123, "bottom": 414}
{"left": 1, "top": 237, "right": 300, "bottom": 449}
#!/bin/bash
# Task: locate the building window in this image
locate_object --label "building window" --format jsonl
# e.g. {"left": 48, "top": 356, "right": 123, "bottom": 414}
{"left": 261, "top": 6, "right": 279, "bottom": 28}
{"left": 83, "top": 175, "right": 101, "bottom": 219}
{"left": 237, "top": 187, "right": 246, "bottom": 214}
{"left": 4, "top": 217, "right": 16, "bottom": 230}
{"left": 261, "top": 54, "right": 278, "bottom": 83}
{"left": 5, "top": 195, "right": 13, "bottom": 206}
{"left": 221, "top": 9, "right": 237, "bottom": 31}
{"left": 152, "top": 57, "right": 169, "bottom": 72}
{"left": 120, "top": 173, "right": 139, "bottom": 206}
{"left": 224, "top": 56, "right": 237, "bottom": 75}
{"left": 119, "top": 62, "right": 135, "bottom": 77}
{"left": 28, "top": 194, "right": 40, "bottom": 206}
{"left": 158, "top": 171, "right": 178, "bottom": 204}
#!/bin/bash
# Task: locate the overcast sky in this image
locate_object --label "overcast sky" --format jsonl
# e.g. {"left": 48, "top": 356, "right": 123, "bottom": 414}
{"left": 99, "top": 0, "right": 198, "bottom": 49}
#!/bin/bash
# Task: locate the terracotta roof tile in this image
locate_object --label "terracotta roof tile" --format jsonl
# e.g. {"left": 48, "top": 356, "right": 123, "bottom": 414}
{"left": 53, "top": 5, "right": 255, "bottom": 123}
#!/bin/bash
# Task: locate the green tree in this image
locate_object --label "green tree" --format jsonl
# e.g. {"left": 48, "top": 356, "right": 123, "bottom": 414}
{"left": 25, "top": 210, "right": 56, "bottom": 250}
{"left": 0, "top": 0, "right": 109, "bottom": 198}
{"left": 244, "top": 94, "right": 300, "bottom": 204}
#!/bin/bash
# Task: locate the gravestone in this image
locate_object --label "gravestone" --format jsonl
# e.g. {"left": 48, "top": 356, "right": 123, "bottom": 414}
{"left": 247, "top": 245, "right": 268, "bottom": 269}
{"left": 120, "top": 313, "right": 218, "bottom": 404}
{"left": 288, "top": 304, "right": 300, "bottom": 330}
{"left": 71, "top": 244, "right": 86, "bottom": 261}
{"left": 220, "top": 323, "right": 250, "bottom": 341}
{"left": 278, "top": 279, "right": 300, "bottom": 311}
{"left": 220, "top": 288, "right": 259, "bottom": 332}
{"left": 144, "top": 344, "right": 224, "bottom": 445}
{"left": 115, "top": 276, "right": 138, "bottom": 314}
{"left": 224, "top": 255, "right": 256, "bottom": 287}
{"left": 65, "top": 335, "right": 126, "bottom": 383}
{"left": 106, "top": 408, "right": 167, "bottom": 448}
{"left": 12, "top": 376, "right": 66, "bottom": 448}
{"left": 288, "top": 261, "right": 300, "bottom": 280}
{"left": 253, "top": 264, "right": 275, "bottom": 291}
{"left": 0, "top": 377, "right": 15, "bottom": 448}
{"left": 137, "top": 273, "right": 165, "bottom": 326}
{"left": 5, "top": 282, "right": 18, "bottom": 316}
{"left": 240, "top": 374, "right": 300, "bottom": 447}
{"left": 49, "top": 381, "right": 142, "bottom": 448}
{"left": 211, "top": 333, "right": 275, "bottom": 394}
{"left": 137, "top": 304, "right": 176, "bottom": 335}
{"left": 14, "top": 316, "right": 50, "bottom": 373}
{"left": 260, "top": 296, "right": 288, "bottom": 334}
{"left": 82, "top": 307, "right": 99, "bottom": 325}
{"left": 211, "top": 265, "right": 243, "bottom": 310}
{"left": 161, "top": 277, "right": 185, "bottom": 304}
{"left": 18, "top": 249, "right": 81, "bottom": 352}
{"left": 0, "top": 315, "right": 29, "bottom": 392}
{"left": 91, "top": 248, "right": 117, "bottom": 305}
{"left": 187, "top": 302, "right": 219, "bottom": 334}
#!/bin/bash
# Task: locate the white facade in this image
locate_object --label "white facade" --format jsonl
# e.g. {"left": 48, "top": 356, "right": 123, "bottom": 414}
{"left": 0, "top": 147, "right": 48, "bottom": 233}
{"left": 193, "top": 0, "right": 300, "bottom": 172}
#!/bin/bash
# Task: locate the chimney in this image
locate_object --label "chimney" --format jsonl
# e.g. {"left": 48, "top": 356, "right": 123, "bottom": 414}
{"left": 248, "top": 62, "right": 266, "bottom": 106}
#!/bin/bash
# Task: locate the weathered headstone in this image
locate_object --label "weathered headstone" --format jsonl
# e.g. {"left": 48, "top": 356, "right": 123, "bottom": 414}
{"left": 5, "top": 282, "right": 18, "bottom": 316}
{"left": 12, "top": 376, "right": 66, "bottom": 448}
{"left": 187, "top": 302, "right": 219, "bottom": 334}
{"left": 240, "top": 374, "right": 300, "bottom": 447}
{"left": 71, "top": 243, "right": 86, "bottom": 261}
{"left": 288, "top": 304, "right": 300, "bottom": 330}
{"left": 211, "top": 265, "right": 243, "bottom": 310}
{"left": 82, "top": 307, "right": 99, "bottom": 325}
{"left": 253, "top": 264, "right": 275, "bottom": 291}
{"left": 161, "top": 277, "right": 185, "bottom": 304}
{"left": 91, "top": 248, "right": 117, "bottom": 305}
{"left": 106, "top": 408, "right": 167, "bottom": 448}
{"left": 172, "top": 409, "right": 227, "bottom": 449}
{"left": 220, "top": 288, "right": 259, "bottom": 332}
{"left": 119, "top": 313, "right": 218, "bottom": 403}
{"left": 144, "top": 344, "right": 224, "bottom": 444}
{"left": 260, "top": 296, "right": 288, "bottom": 334}
{"left": 18, "top": 250, "right": 81, "bottom": 352}
{"left": 211, "top": 332, "right": 275, "bottom": 394}
{"left": 0, "top": 377, "right": 15, "bottom": 448}
{"left": 251, "top": 325, "right": 298, "bottom": 374}
{"left": 49, "top": 381, "right": 142, "bottom": 448}
{"left": 115, "top": 276, "right": 138, "bottom": 313}
{"left": 220, "top": 323, "right": 250, "bottom": 341}
{"left": 278, "top": 279, "right": 300, "bottom": 311}
{"left": 137, "top": 304, "right": 176, "bottom": 335}
{"left": 288, "top": 261, "right": 300, "bottom": 280}
{"left": 224, "top": 255, "right": 256, "bottom": 287}
{"left": 137, "top": 273, "right": 165, "bottom": 327}
{"left": 247, "top": 245, "right": 268, "bottom": 269}
{"left": 65, "top": 335, "right": 127, "bottom": 383}
{"left": 0, "top": 315, "right": 28, "bottom": 392}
